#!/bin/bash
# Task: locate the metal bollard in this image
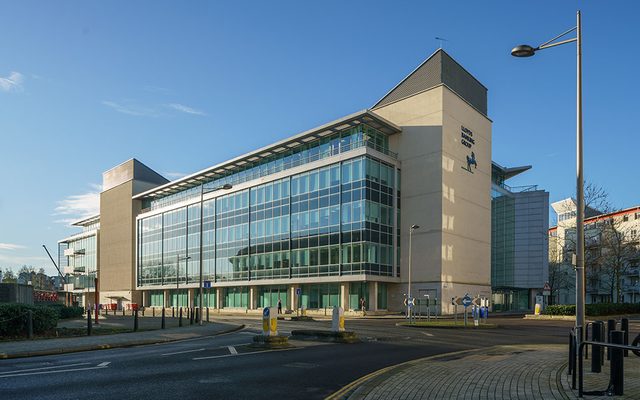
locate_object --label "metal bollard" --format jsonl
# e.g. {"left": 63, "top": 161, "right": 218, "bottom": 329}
{"left": 134, "top": 309, "right": 139, "bottom": 332}
{"left": 27, "top": 310, "right": 34, "bottom": 339}
{"left": 621, "top": 318, "right": 629, "bottom": 357}
{"left": 610, "top": 330, "right": 624, "bottom": 396}
{"left": 87, "top": 309, "right": 93, "bottom": 336}
{"left": 607, "top": 319, "right": 616, "bottom": 360}
{"left": 161, "top": 308, "right": 166, "bottom": 329}
{"left": 152, "top": 307, "right": 155, "bottom": 317}
{"left": 142, "top": 308, "right": 145, "bottom": 317}
{"left": 172, "top": 307, "right": 175, "bottom": 318}
{"left": 122, "top": 308, "right": 125, "bottom": 316}
{"left": 179, "top": 307, "right": 183, "bottom": 327}
{"left": 190, "top": 307, "right": 194, "bottom": 325}
{"left": 206, "top": 307, "right": 209, "bottom": 323}
{"left": 591, "top": 321, "right": 602, "bottom": 373}
{"left": 195, "top": 307, "right": 199, "bottom": 324}
{"left": 568, "top": 331, "right": 574, "bottom": 375}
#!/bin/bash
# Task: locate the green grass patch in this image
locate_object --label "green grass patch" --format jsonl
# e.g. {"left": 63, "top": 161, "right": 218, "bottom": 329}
{"left": 398, "top": 321, "right": 498, "bottom": 329}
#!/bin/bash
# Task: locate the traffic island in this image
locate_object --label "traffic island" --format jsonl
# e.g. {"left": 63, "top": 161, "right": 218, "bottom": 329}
{"left": 289, "top": 316, "right": 314, "bottom": 322}
{"left": 290, "top": 330, "right": 359, "bottom": 343}
{"left": 396, "top": 321, "right": 498, "bottom": 329}
{"left": 251, "top": 335, "right": 290, "bottom": 348}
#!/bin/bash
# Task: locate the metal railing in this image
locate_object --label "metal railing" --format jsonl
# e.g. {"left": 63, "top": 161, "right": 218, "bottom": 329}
{"left": 568, "top": 318, "right": 640, "bottom": 398}
{"left": 143, "top": 139, "right": 397, "bottom": 213}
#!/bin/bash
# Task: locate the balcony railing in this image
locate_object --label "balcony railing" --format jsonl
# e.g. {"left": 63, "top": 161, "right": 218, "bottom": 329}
{"left": 142, "top": 139, "right": 398, "bottom": 213}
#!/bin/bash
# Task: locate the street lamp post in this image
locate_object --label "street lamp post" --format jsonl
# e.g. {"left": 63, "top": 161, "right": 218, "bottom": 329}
{"left": 198, "top": 183, "right": 232, "bottom": 325}
{"left": 407, "top": 224, "right": 420, "bottom": 324}
{"left": 511, "top": 10, "right": 584, "bottom": 340}
{"left": 176, "top": 255, "right": 191, "bottom": 309}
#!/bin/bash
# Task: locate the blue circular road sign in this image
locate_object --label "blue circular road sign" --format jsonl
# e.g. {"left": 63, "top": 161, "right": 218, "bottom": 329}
{"left": 462, "top": 295, "right": 472, "bottom": 307}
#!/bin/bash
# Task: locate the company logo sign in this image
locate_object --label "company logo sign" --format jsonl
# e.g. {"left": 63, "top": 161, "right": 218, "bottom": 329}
{"left": 460, "top": 126, "right": 477, "bottom": 174}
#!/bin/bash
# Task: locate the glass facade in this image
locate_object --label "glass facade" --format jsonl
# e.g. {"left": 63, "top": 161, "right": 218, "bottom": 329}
{"left": 491, "top": 187, "right": 515, "bottom": 288}
{"left": 58, "top": 234, "right": 98, "bottom": 290}
{"left": 137, "top": 156, "right": 398, "bottom": 289}
{"left": 144, "top": 124, "right": 393, "bottom": 211}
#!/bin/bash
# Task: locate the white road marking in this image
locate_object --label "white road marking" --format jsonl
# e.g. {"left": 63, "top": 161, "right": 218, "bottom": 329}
{"left": 193, "top": 347, "right": 300, "bottom": 361}
{"left": 421, "top": 332, "right": 434, "bottom": 337}
{"left": 0, "top": 364, "right": 109, "bottom": 378}
{"left": 227, "top": 346, "right": 238, "bottom": 355}
{"left": 0, "top": 362, "right": 91, "bottom": 375}
{"left": 161, "top": 348, "right": 206, "bottom": 356}
{"left": 97, "top": 362, "right": 111, "bottom": 367}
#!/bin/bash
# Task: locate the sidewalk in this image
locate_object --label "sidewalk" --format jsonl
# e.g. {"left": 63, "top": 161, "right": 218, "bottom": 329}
{"left": 338, "top": 344, "right": 640, "bottom": 400}
{"left": 0, "top": 319, "right": 243, "bottom": 359}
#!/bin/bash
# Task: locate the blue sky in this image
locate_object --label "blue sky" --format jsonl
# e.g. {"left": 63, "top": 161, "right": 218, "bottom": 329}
{"left": 1, "top": 1, "right": 638, "bottom": 275}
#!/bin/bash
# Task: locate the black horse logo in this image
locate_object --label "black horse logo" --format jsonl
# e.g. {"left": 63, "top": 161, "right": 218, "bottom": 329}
{"left": 464, "top": 151, "right": 478, "bottom": 173}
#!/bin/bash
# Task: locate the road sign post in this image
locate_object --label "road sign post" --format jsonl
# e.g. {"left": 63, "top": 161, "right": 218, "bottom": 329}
{"left": 462, "top": 294, "right": 472, "bottom": 328}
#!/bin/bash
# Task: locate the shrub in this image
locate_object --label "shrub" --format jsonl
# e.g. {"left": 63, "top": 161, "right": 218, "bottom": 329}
{"left": 542, "top": 303, "right": 640, "bottom": 316}
{"left": 45, "top": 304, "right": 85, "bottom": 319}
{"left": 0, "top": 303, "right": 59, "bottom": 337}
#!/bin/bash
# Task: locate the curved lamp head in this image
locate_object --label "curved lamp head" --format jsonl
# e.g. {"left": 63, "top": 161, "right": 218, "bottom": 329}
{"left": 511, "top": 44, "right": 537, "bottom": 57}
{"left": 410, "top": 224, "right": 420, "bottom": 230}
{"left": 222, "top": 183, "right": 233, "bottom": 190}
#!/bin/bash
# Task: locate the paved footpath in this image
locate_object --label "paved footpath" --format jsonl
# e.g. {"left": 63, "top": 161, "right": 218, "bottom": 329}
{"left": 0, "top": 319, "right": 243, "bottom": 359}
{"left": 342, "top": 344, "right": 640, "bottom": 400}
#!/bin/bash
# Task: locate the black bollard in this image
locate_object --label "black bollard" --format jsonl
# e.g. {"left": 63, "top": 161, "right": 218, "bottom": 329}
{"left": 134, "top": 309, "right": 139, "bottom": 332}
{"left": 195, "top": 307, "right": 199, "bottom": 324}
{"left": 610, "top": 330, "right": 624, "bottom": 396}
{"left": 621, "top": 318, "right": 629, "bottom": 357}
{"left": 142, "top": 307, "right": 145, "bottom": 317}
{"left": 161, "top": 308, "right": 166, "bottom": 329}
{"left": 179, "top": 307, "right": 183, "bottom": 327}
{"left": 591, "top": 321, "right": 602, "bottom": 373}
{"left": 190, "top": 307, "right": 194, "bottom": 325}
{"left": 122, "top": 308, "right": 125, "bottom": 316}
{"left": 568, "top": 331, "right": 574, "bottom": 375}
{"left": 607, "top": 319, "right": 616, "bottom": 360}
{"left": 206, "top": 307, "right": 209, "bottom": 323}
{"left": 87, "top": 309, "right": 93, "bottom": 336}
{"left": 27, "top": 310, "right": 34, "bottom": 339}
{"left": 152, "top": 307, "right": 155, "bottom": 317}
{"left": 172, "top": 307, "right": 175, "bottom": 318}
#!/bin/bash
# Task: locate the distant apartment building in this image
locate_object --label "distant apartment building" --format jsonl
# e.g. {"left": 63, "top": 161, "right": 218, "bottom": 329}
{"left": 549, "top": 199, "right": 640, "bottom": 304}
{"left": 491, "top": 163, "right": 549, "bottom": 311}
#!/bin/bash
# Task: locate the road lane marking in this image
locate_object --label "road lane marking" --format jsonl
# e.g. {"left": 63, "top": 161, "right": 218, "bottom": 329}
{"left": 193, "top": 347, "right": 301, "bottom": 361}
{"left": 0, "top": 362, "right": 91, "bottom": 375}
{"left": 227, "top": 346, "right": 238, "bottom": 355}
{"left": 421, "top": 332, "right": 434, "bottom": 337}
{"left": 0, "top": 364, "right": 109, "bottom": 378}
{"left": 161, "top": 348, "right": 206, "bottom": 356}
{"left": 97, "top": 362, "right": 111, "bottom": 367}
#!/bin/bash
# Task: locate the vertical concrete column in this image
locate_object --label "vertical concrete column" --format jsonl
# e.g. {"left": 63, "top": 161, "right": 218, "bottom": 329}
{"left": 249, "top": 286, "right": 257, "bottom": 310}
{"left": 142, "top": 291, "right": 148, "bottom": 308}
{"left": 289, "top": 285, "right": 296, "bottom": 311}
{"left": 340, "top": 283, "right": 348, "bottom": 310}
{"left": 163, "top": 289, "right": 169, "bottom": 308}
{"left": 188, "top": 288, "right": 194, "bottom": 308}
{"left": 216, "top": 288, "right": 222, "bottom": 310}
{"left": 370, "top": 282, "right": 378, "bottom": 311}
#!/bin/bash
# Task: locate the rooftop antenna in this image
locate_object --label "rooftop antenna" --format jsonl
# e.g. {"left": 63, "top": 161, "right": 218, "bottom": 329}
{"left": 435, "top": 37, "right": 448, "bottom": 49}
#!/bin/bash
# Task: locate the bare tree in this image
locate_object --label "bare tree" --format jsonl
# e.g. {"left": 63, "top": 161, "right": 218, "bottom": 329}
{"left": 597, "top": 218, "right": 640, "bottom": 303}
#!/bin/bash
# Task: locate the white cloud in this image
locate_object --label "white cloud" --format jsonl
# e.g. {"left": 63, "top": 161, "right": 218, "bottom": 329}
{"left": 102, "top": 100, "right": 157, "bottom": 117}
{"left": 0, "top": 71, "right": 24, "bottom": 92}
{"left": 54, "top": 183, "right": 101, "bottom": 224}
{"left": 166, "top": 103, "right": 206, "bottom": 116}
{"left": 0, "top": 243, "right": 25, "bottom": 251}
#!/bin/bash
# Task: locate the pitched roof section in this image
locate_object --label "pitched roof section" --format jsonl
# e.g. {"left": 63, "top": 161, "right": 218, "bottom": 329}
{"left": 372, "top": 49, "right": 488, "bottom": 116}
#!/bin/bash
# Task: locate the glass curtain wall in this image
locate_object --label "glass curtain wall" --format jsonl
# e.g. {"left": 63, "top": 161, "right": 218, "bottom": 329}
{"left": 137, "top": 156, "right": 397, "bottom": 287}
{"left": 145, "top": 125, "right": 391, "bottom": 211}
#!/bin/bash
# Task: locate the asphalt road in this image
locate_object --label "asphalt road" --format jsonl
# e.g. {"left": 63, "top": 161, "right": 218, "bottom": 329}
{"left": 0, "top": 317, "right": 577, "bottom": 400}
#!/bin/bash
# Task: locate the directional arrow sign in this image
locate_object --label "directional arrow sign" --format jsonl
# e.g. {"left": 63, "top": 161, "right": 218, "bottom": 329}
{"left": 462, "top": 295, "right": 472, "bottom": 308}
